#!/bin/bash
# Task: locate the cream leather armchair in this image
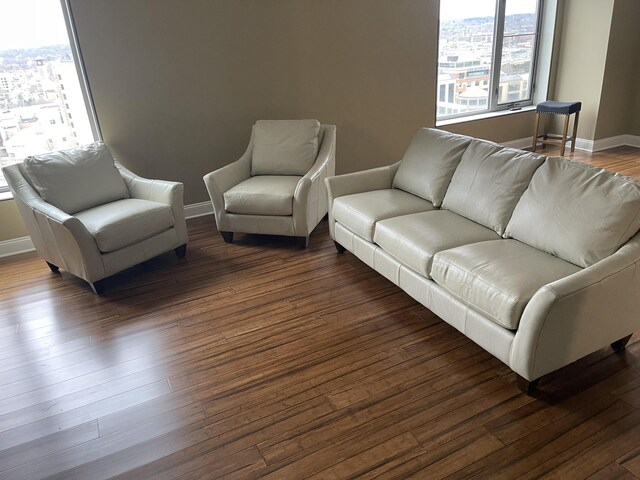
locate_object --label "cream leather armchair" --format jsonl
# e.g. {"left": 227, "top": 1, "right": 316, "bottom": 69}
{"left": 2, "top": 142, "right": 188, "bottom": 294}
{"left": 203, "top": 120, "right": 336, "bottom": 248}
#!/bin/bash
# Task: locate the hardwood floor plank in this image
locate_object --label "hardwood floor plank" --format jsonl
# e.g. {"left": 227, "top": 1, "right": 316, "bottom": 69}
{"left": 0, "top": 421, "right": 99, "bottom": 473}
{"left": 0, "top": 379, "right": 171, "bottom": 451}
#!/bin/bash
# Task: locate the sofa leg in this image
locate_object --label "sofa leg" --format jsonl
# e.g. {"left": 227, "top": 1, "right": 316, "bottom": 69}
{"left": 516, "top": 374, "right": 539, "bottom": 395}
{"left": 46, "top": 261, "right": 59, "bottom": 273}
{"left": 90, "top": 279, "right": 105, "bottom": 295}
{"left": 334, "top": 241, "right": 346, "bottom": 254}
{"left": 298, "top": 236, "right": 310, "bottom": 249}
{"left": 174, "top": 244, "right": 187, "bottom": 259}
{"left": 220, "top": 231, "right": 233, "bottom": 244}
{"left": 612, "top": 334, "right": 633, "bottom": 353}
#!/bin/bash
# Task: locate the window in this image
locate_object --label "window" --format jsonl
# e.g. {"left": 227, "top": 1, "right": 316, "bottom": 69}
{"left": 436, "top": 0, "right": 544, "bottom": 121}
{"left": 0, "top": 0, "right": 99, "bottom": 195}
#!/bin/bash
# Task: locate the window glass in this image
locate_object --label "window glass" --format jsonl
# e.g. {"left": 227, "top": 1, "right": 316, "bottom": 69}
{"left": 437, "top": 0, "right": 543, "bottom": 120}
{"left": 0, "top": 0, "right": 96, "bottom": 193}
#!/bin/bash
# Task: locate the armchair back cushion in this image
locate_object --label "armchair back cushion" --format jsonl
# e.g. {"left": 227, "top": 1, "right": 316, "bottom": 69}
{"left": 392, "top": 128, "right": 472, "bottom": 207}
{"left": 442, "top": 143, "right": 545, "bottom": 235}
{"left": 251, "top": 119, "right": 321, "bottom": 176}
{"left": 20, "top": 142, "right": 129, "bottom": 214}
{"left": 505, "top": 158, "right": 640, "bottom": 267}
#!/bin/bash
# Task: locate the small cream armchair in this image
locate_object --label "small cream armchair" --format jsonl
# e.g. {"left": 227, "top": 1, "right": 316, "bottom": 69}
{"left": 2, "top": 142, "right": 188, "bottom": 294}
{"left": 203, "top": 120, "right": 336, "bottom": 248}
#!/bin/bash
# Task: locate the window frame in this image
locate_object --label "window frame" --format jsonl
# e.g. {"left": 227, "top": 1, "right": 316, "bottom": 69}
{"left": 0, "top": 0, "right": 101, "bottom": 197}
{"left": 436, "top": 0, "right": 545, "bottom": 123}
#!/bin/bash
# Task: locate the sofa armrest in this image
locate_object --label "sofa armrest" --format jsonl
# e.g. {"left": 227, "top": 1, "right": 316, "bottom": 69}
{"left": 325, "top": 162, "right": 400, "bottom": 200}
{"left": 324, "top": 162, "right": 400, "bottom": 238}
{"left": 511, "top": 233, "right": 640, "bottom": 380}
{"left": 293, "top": 125, "right": 336, "bottom": 235}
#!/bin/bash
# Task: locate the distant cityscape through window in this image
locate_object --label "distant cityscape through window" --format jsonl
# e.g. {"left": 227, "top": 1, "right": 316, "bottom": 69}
{"left": 0, "top": 0, "right": 96, "bottom": 192}
{"left": 437, "top": 0, "right": 542, "bottom": 120}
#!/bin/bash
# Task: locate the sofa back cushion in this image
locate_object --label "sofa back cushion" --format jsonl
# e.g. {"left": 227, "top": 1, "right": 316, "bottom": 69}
{"left": 505, "top": 158, "right": 640, "bottom": 267}
{"left": 20, "top": 142, "right": 129, "bottom": 214}
{"left": 442, "top": 142, "right": 545, "bottom": 235}
{"left": 392, "top": 128, "right": 472, "bottom": 207}
{"left": 251, "top": 119, "right": 320, "bottom": 176}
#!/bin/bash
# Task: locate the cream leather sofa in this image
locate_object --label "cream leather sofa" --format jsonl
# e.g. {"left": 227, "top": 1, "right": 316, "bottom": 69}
{"left": 204, "top": 120, "right": 336, "bottom": 248}
{"left": 326, "top": 128, "right": 640, "bottom": 393}
{"left": 3, "top": 142, "right": 188, "bottom": 294}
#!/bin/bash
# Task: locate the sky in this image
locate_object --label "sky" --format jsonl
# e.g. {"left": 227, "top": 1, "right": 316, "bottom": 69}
{"left": 0, "top": 0, "right": 69, "bottom": 50}
{"left": 440, "top": 0, "right": 538, "bottom": 21}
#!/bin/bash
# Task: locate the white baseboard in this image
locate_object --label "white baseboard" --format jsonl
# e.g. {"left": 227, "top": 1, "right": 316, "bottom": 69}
{"left": 0, "top": 201, "right": 215, "bottom": 259}
{"left": 503, "top": 134, "right": 640, "bottom": 153}
{"left": 0, "top": 236, "right": 35, "bottom": 259}
{"left": 592, "top": 134, "right": 640, "bottom": 152}
{"left": 184, "top": 201, "right": 213, "bottom": 219}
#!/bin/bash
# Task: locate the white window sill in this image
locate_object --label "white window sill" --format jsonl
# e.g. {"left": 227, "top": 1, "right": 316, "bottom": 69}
{"left": 436, "top": 105, "right": 536, "bottom": 127}
{"left": 0, "top": 191, "right": 14, "bottom": 201}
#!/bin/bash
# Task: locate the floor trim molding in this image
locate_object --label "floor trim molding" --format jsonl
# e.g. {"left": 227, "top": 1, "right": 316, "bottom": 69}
{"left": 503, "top": 134, "right": 640, "bottom": 153}
{"left": 0, "top": 201, "right": 215, "bottom": 259}
{"left": 0, "top": 236, "right": 35, "bottom": 259}
{"left": 185, "top": 201, "right": 214, "bottom": 219}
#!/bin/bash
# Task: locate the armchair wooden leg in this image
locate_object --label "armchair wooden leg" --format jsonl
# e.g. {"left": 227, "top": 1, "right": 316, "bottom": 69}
{"left": 516, "top": 374, "right": 539, "bottom": 395}
{"left": 90, "top": 279, "right": 105, "bottom": 295}
{"left": 220, "top": 231, "right": 233, "bottom": 244}
{"left": 612, "top": 334, "right": 633, "bottom": 353}
{"left": 174, "top": 244, "right": 187, "bottom": 259}
{"left": 298, "top": 236, "right": 310, "bottom": 249}
{"left": 46, "top": 262, "right": 59, "bottom": 273}
{"left": 334, "top": 241, "right": 346, "bottom": 254}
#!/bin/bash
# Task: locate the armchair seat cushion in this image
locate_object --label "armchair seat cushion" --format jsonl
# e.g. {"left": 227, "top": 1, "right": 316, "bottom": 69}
{"left": 76, "top": 198, "right": 175, "bottom": 253}
{"left": 224, "top": 175, "right": 302, "bottom": 216}
{"left": 374, "top": 210, "right": 500, "bottom": 279}
{"left": 431, "top": 239, "right": 581, "bottom": 330}
{"left": 332, "top": 189, "right": 435, "bottom": 242}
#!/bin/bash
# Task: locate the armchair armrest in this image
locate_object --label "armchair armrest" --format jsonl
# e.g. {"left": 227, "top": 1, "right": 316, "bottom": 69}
{"left": 116, "top": 163, "right": 188, "bottom": 246}
{"left": 117, "top": 163, "right": 182, "bottom": 205}
{"left": 293, "top": 125, "right": 336, "bottom": 235}
{"left": 511, "top": 233, "right": 640, "bottom": 380}
{"left": 203, "top": 143, "right": 252, "bottom": 231}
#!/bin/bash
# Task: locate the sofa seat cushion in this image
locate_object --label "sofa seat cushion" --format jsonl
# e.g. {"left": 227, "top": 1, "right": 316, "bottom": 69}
{"left": 224, "top": 175, "right": 302, "bottom": 216}
{"left": 251, "top": 119, "right": 320, "bottom": 176}
{"left": 332, "top": 189, "right": 434, "bottom": 242}
{"left": 374, "top": 210, "right": 500, "bottom": 278}
{"left": 431, "top": 240, "right": 582, "bottom": 330}
{"left": 442, "top": 142, "right": 545, "bottom": 235}
{"left": 76, "top": 198, "right": 175, "bottom": 253}
{"left": 505, "top": 158, "right": 640, "bottom": 267}
{"left": 20, "top": 142, "right": 129, "bottom": 214}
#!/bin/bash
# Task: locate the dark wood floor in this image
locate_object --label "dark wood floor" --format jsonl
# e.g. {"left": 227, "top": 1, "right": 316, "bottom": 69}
{"left": 1, "top": 146, "right": 640, "bottom": 479}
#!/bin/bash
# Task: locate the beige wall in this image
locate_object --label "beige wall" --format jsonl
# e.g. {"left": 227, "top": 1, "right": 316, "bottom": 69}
{"left": 595, "top": 0, "right": 640, "bottom": 140}
{"left": 69, "top": 0, "right": 440, "bottom": 205}
{"left": 552, "top": 0, "right": 614, "bottom": 141}
{"left": 0, "top": 200, "right": 28, "bottom": 242}
{"left": 443, "top": 110, "right": 536, "bottom": 144}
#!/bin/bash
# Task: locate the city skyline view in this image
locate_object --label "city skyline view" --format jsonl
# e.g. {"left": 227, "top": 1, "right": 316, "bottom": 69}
{"left": 0, "top": 0, "right": 94, "bottom": 191}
